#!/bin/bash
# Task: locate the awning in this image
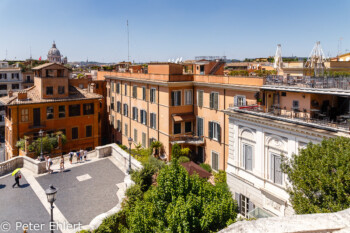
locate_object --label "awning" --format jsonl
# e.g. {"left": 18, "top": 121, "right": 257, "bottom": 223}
{"left": 173, "top": 113, "right": 196, "bottom": 122}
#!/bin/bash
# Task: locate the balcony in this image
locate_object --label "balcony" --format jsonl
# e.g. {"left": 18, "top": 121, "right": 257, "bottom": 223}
{"left": 265, "top": 75, "right": 350, "bottom": 90}
{"left": 230, "top": 105, "right": 350, "bottom": 133}
{"left": 170, "top": 134, "right": 205, "bottom": 145}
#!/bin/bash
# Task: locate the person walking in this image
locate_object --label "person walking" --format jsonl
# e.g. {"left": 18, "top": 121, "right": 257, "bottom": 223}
{"left": 84, "top": 150, "right": 87, "bottom": 161}
{"left": 80, "top": 149, "right": 84, "bottom": 162}
{"left": 76, "top": 151, "right": 80, "bottom": 163}
{"left": 48, "top": 156, "right": 53, "bottom": 174}
{"left": 12, "top": 171, "right": 21, "bottom": 188}
{"left": 69, "top": 152, "right": 73, "bottom": 164}
{"left": 59, "top": 155, "right": 64, "bottom": 172}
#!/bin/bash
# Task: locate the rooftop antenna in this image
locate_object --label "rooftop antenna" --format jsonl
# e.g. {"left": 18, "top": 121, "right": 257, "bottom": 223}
{"left": 305, "top": 41, "right": 327, "bottom": 76}
{"left": 30, "top": 46, "right": 32, "bottom": 60}
{"left": 5, "top": 49, "right": 7, "bottom": 60}
{"left": 273, "top": 44, "right": 283, "bottom": 75}
{"left": 127, "top": 20, "right": 130, "bottom": 62}
{"left": 338, "top": 37, "right": 343, "bottom": 57}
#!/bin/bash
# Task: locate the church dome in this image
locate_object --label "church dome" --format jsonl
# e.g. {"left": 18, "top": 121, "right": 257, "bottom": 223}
{"left": 48, "top": 42, "right": 61, "bottom": 56}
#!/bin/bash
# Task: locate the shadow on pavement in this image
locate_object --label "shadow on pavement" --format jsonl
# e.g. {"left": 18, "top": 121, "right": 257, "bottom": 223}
{"left": 63, "top": 169, "right": 71, "bottom": 173}
{"left": 19, "top": 183, "right": 30, "bottom": 188}
{"left": 0, "top": 184, "right": 6, "bottom": 189}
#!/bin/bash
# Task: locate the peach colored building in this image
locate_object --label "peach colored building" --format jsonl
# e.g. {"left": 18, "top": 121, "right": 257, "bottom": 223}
{"left": 0, "top": 63, "right": 102, "bottom": 160}
{"left": 100, "top": 62, "right": 263, "bottom": 171}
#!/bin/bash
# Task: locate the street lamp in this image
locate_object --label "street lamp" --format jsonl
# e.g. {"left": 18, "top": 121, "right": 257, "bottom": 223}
{"left": 45, "top": 184, "right": 58, "bottom": 233}
{"left": 127, "top": 137, "right": 133, "bottom": 174}
{"left": 39, "top": 129, "right": 44, "bottom": 161}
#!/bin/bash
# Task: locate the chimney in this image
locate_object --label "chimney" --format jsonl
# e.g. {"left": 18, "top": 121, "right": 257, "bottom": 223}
{"left": 18, "top": 90, "right": 28, "bottom": 100}
{"left": 8, "top": 89, "right": 13, "bottom": 97}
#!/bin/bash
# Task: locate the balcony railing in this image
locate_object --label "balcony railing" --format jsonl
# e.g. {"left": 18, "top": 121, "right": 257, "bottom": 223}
{"left": 170, "top": 134, "right": 205, "bottom": 145}
{"left": 266, "top": 75, "right": 350, "bottom": 90}
{"left": 231, "top": 105, "right": 350, "bottom": 133}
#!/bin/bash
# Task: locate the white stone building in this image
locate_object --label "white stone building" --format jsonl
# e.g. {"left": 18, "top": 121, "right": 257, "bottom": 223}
{"left": 225, "top": 76, "right": 350, "bottom": 218}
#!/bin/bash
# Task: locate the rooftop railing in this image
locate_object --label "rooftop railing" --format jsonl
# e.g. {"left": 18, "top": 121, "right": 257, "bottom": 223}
{"left": 230, "top": 105, "right": 350, "bottom": 133}
{"left": 265, "top": 75, "right": 350, "bottom": 90}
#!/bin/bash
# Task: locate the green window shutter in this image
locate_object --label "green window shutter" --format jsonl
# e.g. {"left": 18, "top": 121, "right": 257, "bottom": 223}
{"left": 208, "top": 121, "right": 213, "bottom": 138}
{"left": 217, "top": 124, "right": 221, "bottom": 143}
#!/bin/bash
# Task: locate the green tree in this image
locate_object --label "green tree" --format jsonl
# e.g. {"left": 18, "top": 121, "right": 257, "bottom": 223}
{"left": 150, "top": 141, "right": 162, "bottom": 156}
{"left": 282, "top": 137, "right": 350, "bottom": 214}
{"left": 171, "top": 143, "right": 182, "bottom": 160}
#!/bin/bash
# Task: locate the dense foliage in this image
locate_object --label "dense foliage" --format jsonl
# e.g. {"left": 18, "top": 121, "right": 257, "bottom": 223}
{"left": 178, "top": 156, "right": 190, "bottom": 163}
{"left": 200, "top": 163, "right": 212, "bottom": 173}
{"left": 282, "top": 137, "right": 350, "bottom": 214}
{"left": 171, "top": 143, "right": 182, "bottom": 160}
{"left": 92, "top": 160, "right": 237, "bottom": 233}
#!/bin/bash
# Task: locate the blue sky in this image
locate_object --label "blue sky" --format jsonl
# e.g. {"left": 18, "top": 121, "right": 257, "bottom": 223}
{"left": 0, "top": 0, "right": 349, "bottom": 62}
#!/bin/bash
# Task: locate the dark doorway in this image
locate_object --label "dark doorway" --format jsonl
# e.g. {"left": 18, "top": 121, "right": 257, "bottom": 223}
{"left": 197, "top": 147, "right": 204, "bottom": 163}
{"left": 33, "top": 108, "right": 40, "bottom": 126}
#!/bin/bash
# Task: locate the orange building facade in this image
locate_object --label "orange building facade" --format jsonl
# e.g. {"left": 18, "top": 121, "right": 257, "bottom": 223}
{"left": 1, "top": 63, "right": 102, "bottom": 160}
{"left": 100, "top": 62, "right": 263, "bottom": 171}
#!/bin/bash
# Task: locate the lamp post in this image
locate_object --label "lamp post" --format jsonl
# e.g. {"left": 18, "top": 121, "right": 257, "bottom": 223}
{"left": 127, "top": 137, "right": 133, "bottom": 174}
{"left": 45, "top": 184, "right": 57, "bottom": 233}
{"left": 39, "top": 129, "right": 44, "bottom": 161}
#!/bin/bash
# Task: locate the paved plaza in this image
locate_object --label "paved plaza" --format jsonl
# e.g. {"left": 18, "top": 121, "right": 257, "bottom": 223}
{"left": 0, "top": 157, "right": 125, "bottom": 233}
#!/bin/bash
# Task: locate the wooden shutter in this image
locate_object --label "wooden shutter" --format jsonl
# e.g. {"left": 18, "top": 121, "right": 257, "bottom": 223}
{"left": 212, "top": 152, "right": 218, "bottom": 170}
{"left": 270, "top": 154, "right": 274, "bottom": 181}
{"left": 217, "top": 124, "right": 221, "bottom": 143}
{"left": 141, "top": 110, "right": 144, "bottom": 123}
{"left": 144, "top": 111, "right": 147, "bottom": 125}
{"left": 142, "top": 133, "right": 146, "bottom": 147}
{"left": 210, "top": 93, "right": 213, "bottom": 108}
{"left": 234, "top": 96, "right": 238, "bottom": 106}
{"left": 214, "top": 93, "right": 219, "bottom": 109}
{"left": 208, "top": 121, "right": 213, "bottom": 139}
{"left": 177, "top": 91, "right": 181, "bottom": 106}
{"left": 245, "top": 145, "right": 252, "bottom": 171}
{"left": 275, "top": 155, "right": 282, "bottom": 185}
{"left": 198, "top": 91, "right": 203, "bottom": 107}
{"left": 153, "top": 113, "right": 156, "bottom": 129}
{"left": 171, "top": 92, "right": 175, "bottom": 106}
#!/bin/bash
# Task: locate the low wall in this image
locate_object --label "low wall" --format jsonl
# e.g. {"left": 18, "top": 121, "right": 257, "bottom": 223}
{"left": 219, "top": 208, "right": 350, "bottom": 233}
{"left": 0, "top": 156, "right": 46, "bottom": 177}
{"left": 95, "top": 143, "right": 142, "bottom": 174}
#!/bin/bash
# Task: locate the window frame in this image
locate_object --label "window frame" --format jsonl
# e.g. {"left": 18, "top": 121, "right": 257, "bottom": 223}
{"left": 72, "top": 127, "right": 79, "bottom": 140}
{"left": 58, "top": 86, "right": 65, "bottom": 95}
{"left": 150, "top": 88, "right": 156, "bottom": 103}
{"left": 133, "top": 85, "right": 137, "bottom": 99}
{"left": 86, "top": 125, "right": 92, "bottom": 137}
{"left": 69, "top": 104, "right": 81, "bottom": 117}
{"left": 209, "top": 92, "right": 219, "bottom": 110}
{"left": 171, "top": 90, "right": 182, "bottom": 106}
{"left": 211, "top": 150, "right": 219, "bottom": 171}
{"left": 197, "top": 90, "right": 204, "bottom": 107}
{"left": 242, "top": 143, "right": 253, "bottom": 171}
{"left": 184, "top": 89, "right": 193, "bottom": 105}
{"left": 185, "top": 121, "right": 192, "bottom": 133}
{"left": 173, "top": 122, "right": 181, "bottom": 134}
{"left": 46, "top": 106, "right": 54, "bottom": 120}
{"left": 83, "top": 103, "right": 94, "bottom": 115}
{"left": 196, "top": 117, "right": 204, "bottom": 137}
{"left": 46, "top": 86, "right": 54, "bottom": 95}
{"left": 21, "top": 108, "right": 29, "bottom": 122}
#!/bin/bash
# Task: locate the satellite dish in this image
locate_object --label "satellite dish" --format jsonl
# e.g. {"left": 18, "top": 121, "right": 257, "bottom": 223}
{"left": 179, "top": 57, "right": 183, "bottom": 63}
{"left": 175, "top": 58, "right": 179, "bottom": 63}
{"left": 171, "top": 58, "right": 175, "bottom": 63}
{"left": 168, "top": 59, "right": 171, "bottom": 62}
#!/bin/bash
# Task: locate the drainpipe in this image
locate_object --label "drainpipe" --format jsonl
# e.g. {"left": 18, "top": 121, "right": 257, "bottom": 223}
{"left": 223, "top": 89, "right": 226, "bottom": 170}
{"left": 147, "top": 84, "right": 149, "bottom": 146}
{"left": 157, "top": 85, "right": 160, "bottom": 141}
{"left": 129, "top": 81, "right": 131, "bottom": 144}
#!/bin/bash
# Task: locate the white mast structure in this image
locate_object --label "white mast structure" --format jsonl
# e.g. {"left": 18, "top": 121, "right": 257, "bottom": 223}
{"left": 305, "top": 41, "right": 327, "bottom": 76}
{"left": 273, "top": 44, "right": 283, "bottom": 75}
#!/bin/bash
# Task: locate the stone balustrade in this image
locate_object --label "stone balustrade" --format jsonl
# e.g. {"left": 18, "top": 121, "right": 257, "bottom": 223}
{"left": 0, "top": 156, "right": 46, "bottom": 176}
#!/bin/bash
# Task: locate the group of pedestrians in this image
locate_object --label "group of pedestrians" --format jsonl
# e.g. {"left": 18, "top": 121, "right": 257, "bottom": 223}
{"left": 69, "top": 149, "right": 88, "bottom": 164}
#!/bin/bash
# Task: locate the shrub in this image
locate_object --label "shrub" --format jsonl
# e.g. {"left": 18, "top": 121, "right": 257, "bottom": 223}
{"left": 214, "top": 170, "right": 227, "bottom": 184}
{"left": 178, "top": 156, "right": 190, "bottom": 163}
{"left": 94, "top": 210, "right": 127, "bottom": 233}
{"left": 200, "top": 163, "right": 212, "bottom": 173}
{"left": 171, "top": 143, "right": 181, "bottom": 160}
{"left": 131, "top": 163, "right": 156, "bottom": 192}
{"left": 118, "top": 144, "right": 128, "bottom": 151}
{"left": 125, "top": 184, "right": 143, "bottom": 205}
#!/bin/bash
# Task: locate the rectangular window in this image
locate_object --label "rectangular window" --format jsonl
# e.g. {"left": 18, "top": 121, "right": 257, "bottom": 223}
{"left": 140, "top": 110, "right": 147, "bottom": 125}
{"left": 110, "top": 115, "right": 114, "bottom": 127}
{"left": 185, "top": 121, "right": 192, "bottom": 133}
{"left": 111, "top": 82, "right": 115, "bottom": 92}
{"left": 292, "top": 100, "right": 299, "bottom": 109}
{"left": 150, "top": 88, "right": 156, "bottom": 103}
{"left": 234, "top": 95, "right": 246, "bottom": 107}
{"left": 117, "top": 101, "right": 121, "bottom": 113}
{"left": 46, "top": 106, "right": 54, "bottom": 119}
{"left": 72, "top": 127, "right": 78, "bottom": 139}
{"left": 124, "top": 123, "right": 128, "bottom": 136}
{"left": 58, "top": 86, "right": 65, "bottom": 94}
{"left": 12, "top": 73, "right": 19, "bottom": 79}
{"left": 134, "top": 128, "right": 138, "bottom": 143}
{"left": 171, "top": 90, "right": 181, "bottom": 106}
{"left": 0, "top": 74, "right": 7, "bottom": 79}
{"left": 0, "top": 85, "right": 7, "bottom": 90}
{"left": 69, "top": 104, "right": 81, "bottom": 117}
{"left": 239, "top": 194, "right": 254, "bottom": 218}
{"left": 208, "top": 121, "right": 221, "bottom": 142}
{"left": 174, "top": 122, "right": 181, "bottom": 134}
{"left": 133, "top": 85, "right": 137, "bottom": 98}
{"left": 197, "top": 117, "right": 203, "bottom": 137}
{"left": 123, "top": 104, "right": 128, "bottom": 117}
{"left": 142, "top": 86, "right": 146, "bottom": 101}
{"left": 86, "top": 125, "right": 92, "bottom": 137}
{"left": 46, "top": 86, "right": 53, "bottom": 95}
{"left": 185, "top": 90, "right": 193, "bottom": 105}
{"left": 133, "top": 107, "right": 138, "bottom": 121}
{"left": 243, "top": 144, "right": 253, "bottom": 171}
{"left": 271, "top": 153, "right": 283, "bottom": 185}
{"left": 83, "top": 103, "right": 94, "bottom": 115}
{"left": 124, "top": 84, "right": 127, "bottom": 96}
{"left": 21, "top": 109, "right": 29, "bottom": 122}
{"left": 59, "top": 105, "right": 65, "bottom": 118}
{"left": 12, "top": 84, "right": 19, "bottom": 90}
{"left": 212, "top": 151, "right": 219, "bottom": 171}
{"left": 142, "top": 132, "right": 146, "bottom": 148}
{"left": 197, "top": 90, "right": 203, "bottom": 107}
{"left": 210, "top": 92, "right": 219, "bottom": 109}
{"left": 117, "top": 120, "right": 121, "bottom": 132}
{"left": 116, "top": 83, "right": 120, "bottom": 94}
{"left": 150, "top": 113, "right": 156, "bottom": 129}
{"left": 111, "top": 97, "right": 115, "bottom": 110}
